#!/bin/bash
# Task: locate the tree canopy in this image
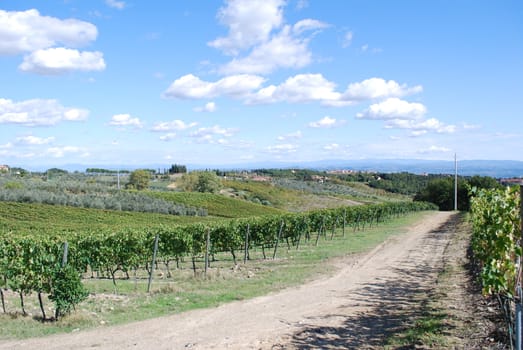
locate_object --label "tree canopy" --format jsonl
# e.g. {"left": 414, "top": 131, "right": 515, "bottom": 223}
{"left": 126, "top": 169, "right": 151, "bottom": 190}
{"left": 177, "top": 171, "right": 222, "bottom": 193}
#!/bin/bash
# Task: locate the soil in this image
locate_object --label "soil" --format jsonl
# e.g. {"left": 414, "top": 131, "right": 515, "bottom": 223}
{"left": 0, "top": 211, "right": 507, "bottom": 349}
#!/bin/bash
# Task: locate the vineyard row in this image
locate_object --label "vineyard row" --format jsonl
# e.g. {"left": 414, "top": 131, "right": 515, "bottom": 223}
{"left": 0, "top": 201, "right": 436, "bottom": 319}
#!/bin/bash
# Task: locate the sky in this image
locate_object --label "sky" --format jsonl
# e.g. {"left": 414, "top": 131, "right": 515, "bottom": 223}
{"left": 0, "top": 0, "right": 522, "bottom": 170}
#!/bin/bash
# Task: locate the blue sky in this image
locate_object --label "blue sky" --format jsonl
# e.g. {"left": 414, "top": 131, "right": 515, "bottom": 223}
{"left": 1, "top": 0, "right": 522, "bottom": 170}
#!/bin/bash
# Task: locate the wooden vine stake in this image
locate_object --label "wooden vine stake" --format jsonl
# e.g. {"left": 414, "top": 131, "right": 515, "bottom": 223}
{"left": 342, "top": 209, "right": 346, "bottom": 237}
{"left": 272, "top": 220, "right": 284, "bottom": 260}
{"left": 54, "top": 242, "right": 69, "bottom": 319}
{"left": 243, "top": 224, "right": 250, "bottom": 264}
{"left": 204, "top": 228, "right": 210, "bottom": 275}
{"left": 147, "top": 234, "right": 159, "bottom": 293}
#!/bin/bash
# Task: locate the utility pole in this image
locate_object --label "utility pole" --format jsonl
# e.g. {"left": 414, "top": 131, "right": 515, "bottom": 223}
{"left": 454, "top": 153, "right": 458, "bottom": 211}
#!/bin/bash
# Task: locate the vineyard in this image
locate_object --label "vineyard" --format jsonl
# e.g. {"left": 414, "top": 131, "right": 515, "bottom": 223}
{"left": 469, "top": 185, "right": 522, "bottom": 346}
{"left": 0, "top": 200, "right": 436, "bottom": 322}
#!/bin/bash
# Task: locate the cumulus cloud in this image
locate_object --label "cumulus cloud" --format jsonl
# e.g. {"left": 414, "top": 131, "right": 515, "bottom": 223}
{"left": 109, "top": 114, "right": 143, "bottom": 128}
{"left": 0, "top": 9, "right": 97, "bottom": 55}
{"left": 151, "top": 120, "right": 198, "bottom": 132}
{"left": 385, "top": 118, "right": 456, "bottom": 134}
{"left": 248, "top": 73, "right": 341, "bottom": 104}
{"left": 344, "top": 78, "right": 422, "bottom": 101}
{"left": 309, "top": 116, "right": 345, "bottom": 128}
{"left": 208, "top": 0, "right": 285, "bottom": 55}
{"left": 194, "top": 102, "right": 217, "bottom": 113}
{"left": 19, "top": 48, "right": 106, "bottom": 75}
{"left": 16, "top": 135, "right": 55, "bottom": 145}
{"left": 208, "top": 0, "right": 328, "bottom": 74}
{"left": 248, "top": 75, "right": 421, "bottom": 106}
{"left": 190, "top": 125, "right": 238, "bottom": 143}
{"left": 356, "top": 98, "right": 427, "bottom": 120}
{"left": 355, "top": 98, "right": 455, "bottom": 136}
{"left": 219, "top": 25, "right": 313, "bottom": 75}
{"left": 0, "top": 98, "right": 88, "bottom": 126}
{"left": 163, "top": 74, "right": 265, "bottom": 99}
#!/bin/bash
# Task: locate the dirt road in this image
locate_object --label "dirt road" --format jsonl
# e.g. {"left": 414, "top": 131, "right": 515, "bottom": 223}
{"left": 0, "top": 211, "right": 455, "bottom": 349}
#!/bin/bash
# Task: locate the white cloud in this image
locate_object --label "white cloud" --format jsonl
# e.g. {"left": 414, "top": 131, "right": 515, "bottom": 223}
{"left": 323, "top": 143, "right": 340, "bottom": 151}
{"left": 418, "top": 145, "right": 451, "bottom": 154}
{"left": 219, "top": 25, "right": 314, "bottom": 75}
{"left": 109, "top": 114, "right": 143, "bottom": 128}
{"left": 16, "top": 135, "right": 55, "bottom": 145}
{"left": 194, "top": 102, "right": 217, "bottom": 113}
{"left": 151, "top": 120, "right": 198, "bottom": 132}
{"left": 309, "top": 116, "right": 345, "bottom": 128}
{"left": 209, "top": 0, "right": 328, "bottom": 75}
{"left": 0, "top": 142, "right": 13, "bottom": 149}
{"left": 163, "top": 74, "right": 265, "bottom": 99}
{"left": 356, "top": 98, "right": 427, "bottom": 120}
{"left": 344, "top": 78, "right": 422, "bottom": 101}
{"left": 267, "top": 143, "right": 298, "bottom": 154}
{"left": 0, "top": 98, "right": 88, "bottom": 126}
{"left": 159, "top": 133, "right": 177, "bottom": 141}
{"left": 190, "top": 125, "right": 238, "bottom": 143}
{"left": 106, "top": 0, "right": 126, "bottom": 10}
{"left": 342, "top": 31, "right": 353, "bottom": 48}
{"left": 248, "top": 73, "right": 341, "bottom": 104}
{"left": 47, "top": 146, "right": 89, "bottom": 158}
{"left": 385, "top": 117, "right": 456, "bottom": 134}
{"left": 0, "top": 9, "right": 98, "bottom": 55}
{"left": 208, "top": 0, "right": 285, "bottom": 55}
{"left": 277, "top": 130, "right": 302, "bottom": 141}
{"left": 19, "top": 48, "right": 106, "bottom": 75}
{"left": 292, "top": 19, "right": 329, "bottom": 35}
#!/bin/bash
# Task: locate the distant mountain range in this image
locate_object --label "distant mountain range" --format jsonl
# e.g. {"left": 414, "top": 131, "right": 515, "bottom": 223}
{"left": 45, "top": 159, "right": 523, "bottom": 178}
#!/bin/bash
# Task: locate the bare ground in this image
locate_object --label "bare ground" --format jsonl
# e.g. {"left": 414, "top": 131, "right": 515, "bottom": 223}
{"left": 0, "top": 211, "right": 502, "bottom": 349}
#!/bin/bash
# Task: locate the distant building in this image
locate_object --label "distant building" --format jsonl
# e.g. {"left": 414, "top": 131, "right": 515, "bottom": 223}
{"left": 0, "top": 165, "right": 9, "bottom": 173}
{"left": 500, "top": 178, "right": 523, "bottom": 186}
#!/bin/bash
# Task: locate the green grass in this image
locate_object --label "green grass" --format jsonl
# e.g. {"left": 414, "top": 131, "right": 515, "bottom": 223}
{"left": 0, "top": 211, "right": 435, "bottom": 340}
{"left": 148, "top": 190, "right": 283, "bottom": 217}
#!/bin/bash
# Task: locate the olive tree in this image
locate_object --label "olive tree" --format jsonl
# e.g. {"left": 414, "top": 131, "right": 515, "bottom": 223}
{"left": 126, "top": 169, "right": 151, "bottom": 190}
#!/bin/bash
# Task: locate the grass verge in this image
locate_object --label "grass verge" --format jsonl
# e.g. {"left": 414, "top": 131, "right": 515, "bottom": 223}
{"left": 0, "top": 211, "right": 436, "bottom": 340}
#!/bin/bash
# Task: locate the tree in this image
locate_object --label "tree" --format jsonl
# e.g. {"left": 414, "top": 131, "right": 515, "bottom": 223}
{"left": 126, "top": 169, "right": 151, "bottom": 190}
{"left": 414, "top": 177, "right": 468, "bottom": 211}
{"left": 178, "top": 171, "right": 222, "bottom": 193}
{"left": 414, "top": 175, "right": 502, "bottom": 211}
{"left": 168, "top": 164, "right": 187, "bottom": 174}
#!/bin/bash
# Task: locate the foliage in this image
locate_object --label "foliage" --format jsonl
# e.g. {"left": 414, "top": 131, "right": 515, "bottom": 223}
{"left": 149, "top": 191, "right": 282, "bottom": 218}
{"left": 414, "top": 176, "right": 502, "bottom": 211}
{"left": 413, "top": 177, "right": 468, "bottom": 211}
{"left": 469, "top": 186, "right": 521, "bottom": 297}
{"left": 177, "top": 171, "right": 223, "bottom": 193}
{"left": 0, "top": 180, "right": 205, "bottom": 216}
{"left": 168, "top": 164, "right": 187, "bottom": 174}
{"left": 50, "top": 264, "right": 88, "bottom": 319}
{"left": 126, "top": 169, "right": 151, "bottom": 190}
